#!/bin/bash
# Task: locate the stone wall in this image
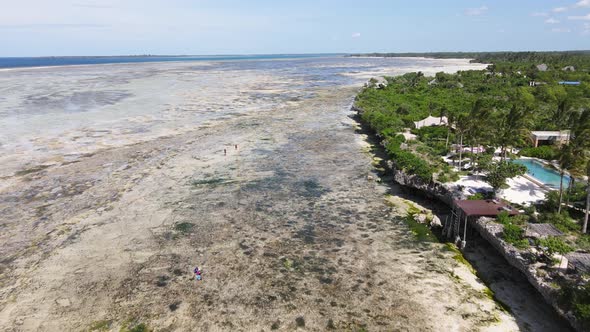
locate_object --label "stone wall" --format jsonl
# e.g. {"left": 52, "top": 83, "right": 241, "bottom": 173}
{"left": 473, "top": 218, "right": 582, "bottom": 331}
{"left": 386, "top": 160, "right": 461, "bottom": 206}
{"left": 353, "top": 105, "right": 463, "bottom": 207}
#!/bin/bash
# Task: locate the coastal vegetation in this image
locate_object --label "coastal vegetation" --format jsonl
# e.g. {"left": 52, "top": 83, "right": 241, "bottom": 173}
{"left": 355, "top": 51, "right": 590, "bottom": 328}
{"left": 355, "top": 51, "right": 590, "bottom": 204}
{"left": 351, "top": 50, "right": 590, "bottom": 73}
{"left": 519, "top": 145, "right": 559, "bottom": 160}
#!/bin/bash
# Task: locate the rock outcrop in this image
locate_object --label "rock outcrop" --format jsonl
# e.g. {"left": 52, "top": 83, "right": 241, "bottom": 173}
{"left": 473, "top": 218, "right": 582, "bottom": 331}
{"left": 387, "top": 160, "right": 463, "bottom": 205}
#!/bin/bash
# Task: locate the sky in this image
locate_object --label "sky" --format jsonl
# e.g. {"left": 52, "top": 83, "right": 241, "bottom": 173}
{"left": 0, "top": 0, "right": 590, "bottom": 56}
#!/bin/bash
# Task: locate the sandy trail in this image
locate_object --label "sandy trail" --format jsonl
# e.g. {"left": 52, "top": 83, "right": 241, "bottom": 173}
{"left": 0, "top": 84, "right": 525, "bottom": 331}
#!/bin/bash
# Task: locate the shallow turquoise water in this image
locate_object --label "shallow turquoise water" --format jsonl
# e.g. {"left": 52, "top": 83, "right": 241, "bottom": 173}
{"left": 513, "top": 159, "right": 570, "bottom": 189}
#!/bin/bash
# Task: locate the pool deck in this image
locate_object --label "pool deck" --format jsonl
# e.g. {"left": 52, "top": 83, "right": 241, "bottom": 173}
{"left": 449, "top": 175, "right": 548, "bottom": 206}
{"left": 441, "top": 155, "right": 566, "bottom": 206}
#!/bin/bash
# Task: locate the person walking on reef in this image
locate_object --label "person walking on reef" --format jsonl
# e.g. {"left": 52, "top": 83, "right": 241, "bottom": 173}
{"left": 224, "top": 148, "right": 226, "bottom": 156}
{"left": 234, "top": 144, "right": 238, "bottom": 150}
{"left": 194, "top": 267, "right": 202, "bottom": 281}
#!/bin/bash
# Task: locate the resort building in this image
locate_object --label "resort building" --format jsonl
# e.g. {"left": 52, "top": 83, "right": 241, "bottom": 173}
{"left": 414, "top": 115, "right": 448, "bottom": 129}
{"left": 536, "top": 64, "right": 548, "bottom": 72}
{"left": 558, "top": 81, "right": 581, "bottom": 86}
{"left": 530, "top": 130, "right": 570, "bottom": 147}
{"left": 529, "top": 81, "right": 547, "bottom": 87}
{"left": 444, "top": 199, "right": 519, "bottom": 248}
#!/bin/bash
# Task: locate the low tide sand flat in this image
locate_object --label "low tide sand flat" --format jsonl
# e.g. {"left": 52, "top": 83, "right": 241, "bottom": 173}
{"left": 0, "top": 57, "right": 569, "bottom": 331}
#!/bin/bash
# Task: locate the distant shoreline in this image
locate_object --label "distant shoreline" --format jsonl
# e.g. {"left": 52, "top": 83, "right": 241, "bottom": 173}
{"left": 348, "top": 50, "right": 590, "bottom": 65}
{"left": 0, "top": 53, "right": 345, "bottom": 70}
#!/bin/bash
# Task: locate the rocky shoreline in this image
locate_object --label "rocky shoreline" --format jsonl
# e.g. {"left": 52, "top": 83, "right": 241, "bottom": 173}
{"left": 353, "top": 105, "right": 580, "bottom": 331}
{"left": 0, "top": 83, "right": 520, "bottom": 331}
{"left": 473, "top": 218, "right": 583, "bottom": 331}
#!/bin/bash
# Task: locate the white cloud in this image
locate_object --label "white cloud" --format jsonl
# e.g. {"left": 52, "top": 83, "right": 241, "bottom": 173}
{"left": 545, "top": 18, "right": 560, "bottom": 24}
{"left": 464, "top": 6, "right": 488, "bottom": 16}
{"left": 575, "top": 0, "right": 590, "bottom": 8}
{"left": 531, "top": 12, "right": 549, "bottom": 17}
{"left": 552, "top": 27, "right": 571, "bottom": 33}
{"left": 583, "top": 22, "right": 590, "bottom": 34}
{"left": 553, "top": 7, "right": 568, "bottom": 13}
{"left": 351, "top": 32, "right": 361, "bottom": 38}
{"left": 568, "top": 13, "right": 590, "bottom": 20}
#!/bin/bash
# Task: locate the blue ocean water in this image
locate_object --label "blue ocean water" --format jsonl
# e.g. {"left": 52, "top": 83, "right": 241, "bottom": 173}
{"left": 0, "top": 54, "right": 341, "bottom": 69}
{"left": 0, "top": 55, "right": 487, "bottom": 179}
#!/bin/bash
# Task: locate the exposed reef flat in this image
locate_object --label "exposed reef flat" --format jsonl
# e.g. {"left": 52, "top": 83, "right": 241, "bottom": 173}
{"left": 0, "top": 58, "right": 530, "bottom": 331}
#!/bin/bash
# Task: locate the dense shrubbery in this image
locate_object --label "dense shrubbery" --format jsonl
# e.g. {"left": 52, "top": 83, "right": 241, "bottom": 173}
{"left": 542, "top": 191, "right": 561, "bottom": 212}
{"left": 519, "top": 146, "right": 558, "bottom": 160}
{"left": 559, "top": 283, "right": 590, "bottom": 328}
{"left": 536, "top": 236, "right": 572, "bottom": 256}
{"left": 510, "top": 214, "right": 531, "bottom": 225}
{"left": 437, "top": 170, "right": 460, "bottom": 183}
{"left": 576, "top": 235, "right": 590, "bottom": 251}
{"left": 411, "top": 125, "right": 450, "bottom": 143}
{"left": 412, "top": 126, "right": 451, "bottom": 156}
{"left": 467, "top": 193, "right": 485, "bottom": 200}
{"left": 502, "top": 224, "right": 529, "bottom": 249}
{"left": 502, "top": 223, "right": 524, "bottom": 242}
{"left": 539, "top": 212, "right": 579, "bottom": 233}
{"left": 385, "top": 140, "right": 433, "bottom": 182}
{"left": 360, "top": 108, "right": 405, "bottom": 139}
{"left": 542, "top": 184, "right": 588, "bottom": 213}
{"left": 496, "top": 212, "right": 529, "bottom": 249}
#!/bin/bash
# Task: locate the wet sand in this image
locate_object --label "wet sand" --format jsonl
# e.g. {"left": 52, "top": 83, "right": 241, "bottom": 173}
{"left": 0, "top": 58, "right": 561, "bottom": 331}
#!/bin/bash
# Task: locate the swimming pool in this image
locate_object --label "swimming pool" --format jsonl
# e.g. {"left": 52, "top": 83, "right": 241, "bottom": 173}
{"left": 512, "top": 159, "right": 570, "bottom": 189}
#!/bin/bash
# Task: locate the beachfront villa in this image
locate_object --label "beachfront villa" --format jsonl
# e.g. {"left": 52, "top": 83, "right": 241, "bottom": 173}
{"left": 414, "top": 115, "right": 448, "bottom": 129}
{"left": 530, "top": 130, "right": 570, "bottom": 147}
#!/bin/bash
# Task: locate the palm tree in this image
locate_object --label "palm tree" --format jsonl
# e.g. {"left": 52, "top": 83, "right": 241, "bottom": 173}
{"left": 553, "top": 97, "right": 575, "bottom": 130}
{"left": 466, "top": 100, "right": 492, "bottom": 176}
{"left": 583, "top": 162, "right": 590, "bottom": 233}
{"left": 455, "top": 114, "right": 470, "bottom": 171}
{"left": 445, "top": 111, "right": 455, "bottom": 149}
{"left": 557, "top": 144, "right": 575, "bottom": 214}
{"left": 410, "top": 71, "right": 424, "bottom": 88}
{"left": 568, "top": 109, "right": 590, "bottom": 231}
{"left": 496, "top": 105, "right": 532, "bottom": 161}
{"left": 566, "top": 109, "right": 590, "bottom": 205}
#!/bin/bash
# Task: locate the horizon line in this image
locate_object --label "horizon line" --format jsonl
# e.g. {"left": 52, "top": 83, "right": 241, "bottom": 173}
{"left": 0, "top": 53, "right": 347, "bottom": 59}
{"left": 2, "top": 49, "right": 590, "bottom": 58}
